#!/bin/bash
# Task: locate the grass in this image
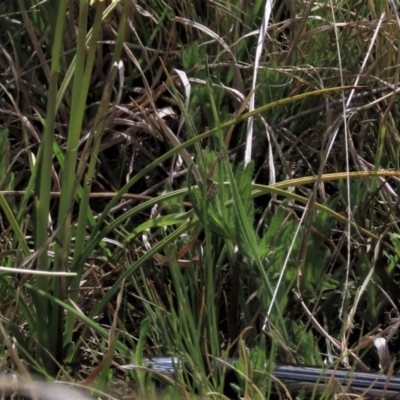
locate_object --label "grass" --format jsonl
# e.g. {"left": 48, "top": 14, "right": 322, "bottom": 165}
{"left": 0, "top": 0, "right": 400, "bottom": 398}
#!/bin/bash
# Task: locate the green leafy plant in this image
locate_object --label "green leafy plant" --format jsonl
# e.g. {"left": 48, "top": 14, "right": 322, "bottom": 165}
{"left": 1, "top": 0, "right": 400, "bottom": 398}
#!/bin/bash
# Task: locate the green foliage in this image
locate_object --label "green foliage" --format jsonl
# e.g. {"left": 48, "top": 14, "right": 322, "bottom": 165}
{"left": 1, "top": 0, "right": 400, "bottom": 398}
{"left": 230, "top": 338, "right": 272, "bottom": 399}
{"left": 181, "top": 42, "right": 203, "bottom": 70}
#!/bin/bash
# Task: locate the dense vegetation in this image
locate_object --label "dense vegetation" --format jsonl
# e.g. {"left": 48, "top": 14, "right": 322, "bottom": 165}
{"left": 0, "top": 0, "right": 400, "bottom": 398}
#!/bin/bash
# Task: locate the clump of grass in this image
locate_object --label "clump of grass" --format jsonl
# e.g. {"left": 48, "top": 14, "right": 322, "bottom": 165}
{"left": 0, "top": 0, "right": 400, "bottom": 398}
